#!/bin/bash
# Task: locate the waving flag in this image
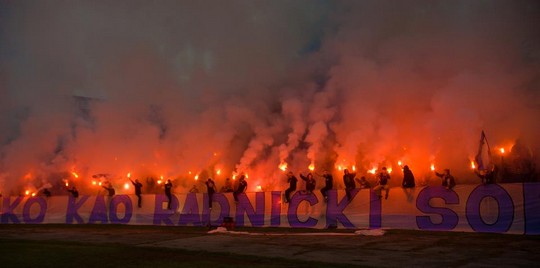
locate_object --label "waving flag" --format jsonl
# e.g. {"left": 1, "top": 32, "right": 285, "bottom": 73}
{"left": 475, "top": 130, "right": 493, "bottom": 170}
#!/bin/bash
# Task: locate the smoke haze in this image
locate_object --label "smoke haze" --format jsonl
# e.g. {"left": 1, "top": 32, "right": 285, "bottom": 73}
{"left": 0, "top": 0, "right": 539, "bottom": 195}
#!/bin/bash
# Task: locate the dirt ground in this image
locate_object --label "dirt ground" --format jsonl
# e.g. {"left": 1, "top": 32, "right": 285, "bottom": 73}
{"left": 1, "top": 225, "right": 539, "bottom": 267}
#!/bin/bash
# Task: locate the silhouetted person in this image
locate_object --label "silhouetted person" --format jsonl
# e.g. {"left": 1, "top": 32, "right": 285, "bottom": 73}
{"left": 42, "top": 188, "right": 52, "bottom": 198}
{"left": 130, "top": 178, "right": 143, "bottom": 208}
{"left": 319, "top": 170, "right": 333, "bottom": 201}
{"left": 284, "top": 172, "right": 298, "bottom": 203}
{"left": 374, "top": 167, "right": 391, "bottom": 199}
{"left": 164, "top": 179, "right": 173, "bottom": 209}
{"left": 435, "top": 169, "right": 456, "bottom": 190}
{"left": 233, "top": 175, "right": 247, "bottom": 203}
{"left": 343, "top": 169, "right": 356, "bottom": 201}
{"left": 355, "top": 176, "right": 371, "bottom": 189}
{"left": 205, "top": 178, "right": 217, "bottom": 209}
{"left": 189, "top": 184, "right": 199, "bottom": 193}
{"left": 299, "top": 173, "right": 316, "bottom": 194}
{"left": 402, "top": 165, "right": 416, "bottom": 188}
{"left": 102, "top": 185, "right": 115, "bottom": 196}
{"left": 220, "top": 178, "right": 234, "bottom": 193}
{"left": 67, "top": 186, "right": 79, "bottom": 198}
{"left": 475, "top": 168, "right": 496, "bottom": 184}
{"left": 146, "top": 177, "right": 156, "bottom": 194}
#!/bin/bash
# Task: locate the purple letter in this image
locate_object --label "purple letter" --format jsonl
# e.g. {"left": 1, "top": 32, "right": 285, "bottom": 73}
{"left": 202, "top": 193, "right": 230, "bottom": 226}
{"left": 416, "top": 186, "right": 459, "bottom": 231}
{"left": 66, "top": 195, "right": 89, "bottom": 224}
{"left": 88, "top": 196, "right": 108, "bottom": 224}
{"left": 326, "top": 190, "right": 356, "bottom": 228}
{"left": 466, "top": 184, "right": 514, "bottom": 233}
{"left": 524, "top": 183, "right": 540, "bottom": 235}
{"left": 109, "top": 195, "right": 133, "bottom": 224}
{"left": 153, "top": 194, "right": 179, "bottom": 225}
{"left": 271, "top": 191, "right": 281, "bottom": 227}
{"left": 179, "top": 193, "right": 202, "bottom": 226}
{"left": 23, "top": 197, "right": 47, "bottom": 223}
{"left": 288, "top": 192, "right": 318, "bottom": 228}
{"left": 235, "top": 192, "right": 265, "bottom": 227}
{"left": 369, "top": 190, "right": 382, "bottom": 229}
{"left": 1, "top": 197, "right": 22, "bottom": 224}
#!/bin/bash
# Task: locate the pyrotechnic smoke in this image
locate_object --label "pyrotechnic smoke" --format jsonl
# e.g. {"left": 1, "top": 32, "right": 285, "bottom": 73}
{"left": 0, "top": 1, "right": 538, "bottom": 195}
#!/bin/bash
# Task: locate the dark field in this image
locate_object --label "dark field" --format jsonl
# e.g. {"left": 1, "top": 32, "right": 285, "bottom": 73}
{"left": 0, "top": 225, "right": 539, "bottom": 267}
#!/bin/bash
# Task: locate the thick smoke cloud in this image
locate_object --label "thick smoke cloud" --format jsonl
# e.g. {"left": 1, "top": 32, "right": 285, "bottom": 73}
{"left": 0, "top": 1, "right": 538, "bottom": 195}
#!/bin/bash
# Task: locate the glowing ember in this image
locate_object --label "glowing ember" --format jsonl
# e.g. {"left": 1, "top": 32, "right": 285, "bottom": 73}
{"left": 279, "top": 162, "right": 288, "bottom": 172}
{"left": 71, "top": 172, "right": 79, "bottom": 178}
{"left": 431, "top": 164, "right": 435, "bottom": 171}
{"left": 308, "top": 163, "right": 315, "bottom": 171}
{"left": 124, "top": 183, "right": 130, "bottom": 190}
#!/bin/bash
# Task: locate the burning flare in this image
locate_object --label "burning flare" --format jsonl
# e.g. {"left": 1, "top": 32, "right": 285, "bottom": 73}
{"left": 500, "top": 148, "right": 505, "bottom": 154}
{"left": 308, "top": 163, "right": 315, "bottom": 171}
{"left": 124, "top": 183, "right": 130, "bottom": 190}
{"left": 279, "top": 162, "right": 288, "bottom": 172}
{"left": 368, "top": 167, "right": 377, "bottom": 174}
{"left": 470, "top": 161, "right": 476, "bottom": 170}
{"left": 431, "top": 164, "right": 435, "bottom": 171}
{"left": 71, "top": 172, "right": 79, "bottom": 178}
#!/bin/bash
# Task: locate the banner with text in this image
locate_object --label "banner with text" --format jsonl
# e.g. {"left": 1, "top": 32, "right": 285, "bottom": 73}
{"left": 1, "top": 183, "right": 539, "bottom": 235}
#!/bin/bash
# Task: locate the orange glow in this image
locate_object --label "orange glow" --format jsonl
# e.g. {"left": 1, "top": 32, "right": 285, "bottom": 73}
{"left": 308, "top": 163, "right": 315, "bottom": 171}
{"left": 124, "top": 183, "right": 130, "bottom": 190}
{"left": 431, "top": 164, "right": 435, "bottom": 171}
{"left": 188, "top": 171, "right": 192, "bottom": 175}
{"left": 279, "top": 162, "right": 288, "bottom": 172}
{"left": 71, "top": 172, "right": 79, "bottom": 178}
